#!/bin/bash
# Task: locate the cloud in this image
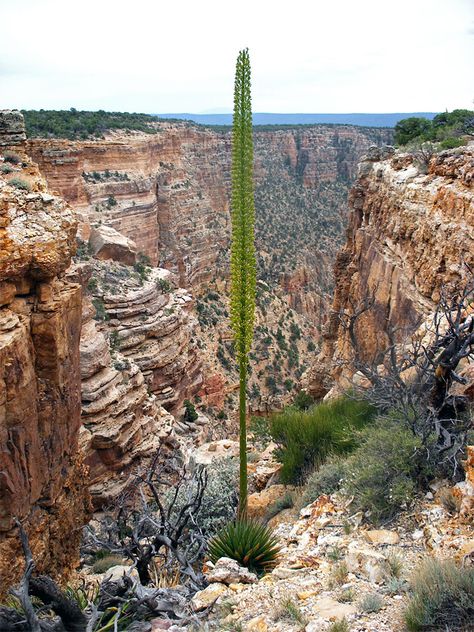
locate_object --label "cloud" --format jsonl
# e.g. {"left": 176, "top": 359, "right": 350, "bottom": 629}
{"left": 0, "top": 0, "right": 473, "bottom": 112}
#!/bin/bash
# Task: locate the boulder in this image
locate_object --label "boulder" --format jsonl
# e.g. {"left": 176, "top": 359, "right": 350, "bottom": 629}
{"left": 205, "top": 557, "right": 258, "bottom": 585}
{"left": 311, "top": 596, "right": 356, "bottom": 621}
{"left": 364, "top": 529, "right": 400, "bottom": 545}
{"left": 89, "top": 225, "right": 137, "bottom": 265}
{"left": 191, "top": 583, "right": 229, "bottom": 610}
{"left": 346, "top": 543, "right": 386, "bottom": 583}
{"left": 194, "top": 439, "right": 239, "bottom": 465}
{"left": 248, "top": 484, "right": 287, "bottom": 520}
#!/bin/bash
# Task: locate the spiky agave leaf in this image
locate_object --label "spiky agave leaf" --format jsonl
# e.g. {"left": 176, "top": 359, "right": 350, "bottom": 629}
{"left": 208, "top": 519, "right": 280, "bottom": 576}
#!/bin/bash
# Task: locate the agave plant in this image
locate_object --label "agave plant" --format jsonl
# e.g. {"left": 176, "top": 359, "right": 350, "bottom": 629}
{"left": 208, "top": 519, "right": 280, "bottom": 576}
{"left": 230, "top": 48, "right": 257, "bottom": 517}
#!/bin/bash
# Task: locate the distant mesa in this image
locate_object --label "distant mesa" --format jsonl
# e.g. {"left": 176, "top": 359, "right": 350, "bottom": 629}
{"left": 155, "top": 112, "right": 439, "bottom": 128}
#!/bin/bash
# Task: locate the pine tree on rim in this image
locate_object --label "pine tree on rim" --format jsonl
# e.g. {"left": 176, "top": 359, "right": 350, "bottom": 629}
{"left": 230, "top": 48, "right": 256, "bottom": 518}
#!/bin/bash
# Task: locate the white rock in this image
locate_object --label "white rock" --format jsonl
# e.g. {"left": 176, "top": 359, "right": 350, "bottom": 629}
{"left": 206, "top": 557, "right": 258, "bottom": 585}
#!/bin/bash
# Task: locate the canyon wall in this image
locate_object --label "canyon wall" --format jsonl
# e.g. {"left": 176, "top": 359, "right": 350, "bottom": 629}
{"left": 307, "top": 145, "right": 474, "bottom": 396}
{"left": 0, "top": 112, "right": 89, "bottom": 590}
{"left": 28, "top": 124, "right": 393, "bottom": 323}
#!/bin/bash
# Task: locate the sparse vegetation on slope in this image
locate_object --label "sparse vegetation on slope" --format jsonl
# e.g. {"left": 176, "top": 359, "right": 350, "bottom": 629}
{"left": 394, "top": 108, "right": 473, "bottom": 147}
{"left": 22, "top": 108, "right": 171, "bottom": 139}
{"left": 269, "top": 397, "right": 375, "bottom": 484}
{"left": 404, "top": 558, "right": 474, "bottom": 631}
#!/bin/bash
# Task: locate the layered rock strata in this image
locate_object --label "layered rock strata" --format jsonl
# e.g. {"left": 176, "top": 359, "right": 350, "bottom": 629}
{"left": 28, "top": 124, "right": 392, "bottom": 324}
{"left": 0, "top": 111, "right": 89, "bottom": 591}
{"left": 72, "top": 258, "right": 203, "bottom": 505}
{"left": 308, "top": 145, "right": 474, "bottom": 395}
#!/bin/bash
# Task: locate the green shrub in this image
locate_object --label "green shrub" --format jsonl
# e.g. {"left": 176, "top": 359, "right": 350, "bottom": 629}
{"left": 208, "top": 520, "right": 280, "bottom": 576}
{"left": 269, "top": 397, "right": 375, "bottom": 484}
{"left": 439, "top": 137, "right": 466, "bottom": 149}
{"left": 394, "top": 117, "right": 432, "bottom": 145}
{"left": 343, "top": 416, "right": 433, "bottom": 522}
{"left": 9, "top": 177, "right": 30, "bottom": 191}
{"left": 1, "top": 164, "right": 13, "bottom": 174}
{"left": 3, "top": 151, "right": 21, "bottom": 164}
{"left": 249, "top": 415, "right": 272, "bottom": 446}
{"left": 404, "top": 558, "right": 474, "bottom": 631}
{"left": 302, "top": 455, "right": 347, "bottom": 505}
{"left": 292, "top": 390, "right": 314, "bottom": 410}
{"left": 92, "top": 554, "right": 124, "bottom": 574}
{"left": 359, "top": 593, "right": 384, "bottom": 613}
{"left": 328, "top": 619, "right": 350, "bottom": 632}
{"left": 183, "top": 399, "right": 198, "bottom": 423}
{"left": 92, "top": 297, "right": 109, "bottom": 321}
{"left": 171, "top": 458, "right": 238, "bottom": 537}
{"left": 157, "top": 278, "right": 172, "bottom": 293}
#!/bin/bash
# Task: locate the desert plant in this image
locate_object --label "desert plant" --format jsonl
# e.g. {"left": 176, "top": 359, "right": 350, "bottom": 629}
{"left": 9, "top": 177, "right": 30, "bottom": 191}
{"left": 404, "top": 558, "right": 474, "bottom": 631}
{"left": 343, "top": 416, "right": 433, "bottom": 522}
{"left": 359, "top": 592, "right": 384, "bottom": 613}
{"left": 383, "top": 551, "right": 403, "bottom": 579}
{"left": 249, "top": 415, "right": 272, "bottom": 446}
{"left": 157, "top": 277, "right": 172, "bottom": 293}
{"left": 1, "top": 164, "right": 13, "bottom": 173}
{"left": 92, "top": 297, "right": 109, "bottom": 321}
{"left": 302, "top": 455, "right": 347, "bottom": 504}
{"left": 292, "top": 390, "right": 314, "bottom": 410}
{"left": 337, "top": 588, "right": 355, "bottom": 603}
{"left": 92, "top": 554, "right": 124, "bottom": 574}
{"left": 3, "top": 151, "right": 21, "bottom": 164}
{"left": 329, "top": 561, "right": 349, "bottom": 587}
{"left": 327, "top": 546, "right": 343, "bottom": 562}
{"left": 183, "top": 399, "right": 198, "bottom": 423}
{"left": 230, "top": 48, "right": 257, "bottom": 517}
{"left": 274, "top": 597, "right": 307, "bottom": 626}
{"left": 208, "top": 519, "right": 280, "bottom": 576}
{"left": 328, "top": 619, "right": 350, "bottom": 632}
{"left": 270, "top": 397, "right": 375, "bottom": 484}
{"left": 384, "top": 577, "right": 408, "bottom": 596}
{"left": 171, "top": 458, "right": 238, "bottom": 537}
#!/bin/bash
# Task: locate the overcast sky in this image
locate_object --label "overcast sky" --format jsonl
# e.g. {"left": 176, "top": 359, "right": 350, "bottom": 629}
{"left": 1, "top": 0, "right": 473, "bottom": 114}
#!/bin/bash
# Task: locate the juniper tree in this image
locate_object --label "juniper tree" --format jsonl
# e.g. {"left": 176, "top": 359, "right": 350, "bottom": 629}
{"left": 230, "top": 48, "right": 256, "bottom": 517}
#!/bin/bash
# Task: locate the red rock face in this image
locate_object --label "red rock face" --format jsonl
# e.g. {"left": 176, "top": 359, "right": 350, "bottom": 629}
{"left": 28, "top": 124, "right": 392, "bottom": 324}
{"left": 308, "top": 146, "right": 474, "bottom": 395}
{"left": 0, "top": 112, "right": 89, "bottom": 593}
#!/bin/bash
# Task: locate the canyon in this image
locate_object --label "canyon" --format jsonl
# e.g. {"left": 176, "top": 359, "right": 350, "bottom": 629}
{"left": 1, "top": 107, "right": 472, "bottom": 608}
{"left": 307, "top": 144, "right": 474, "bottom": 397}
{"left": 28, "top": 120, "right": 392, "bottom": 408}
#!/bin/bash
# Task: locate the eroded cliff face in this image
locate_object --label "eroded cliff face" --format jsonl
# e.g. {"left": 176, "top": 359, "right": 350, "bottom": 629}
{"left": 308, "top": 145, "right": 474, "bottom": 395}
{"left": 28, "top": 124, "right": 392, "bottom": 406}
{"left": 28, "top": 124, "right": 392, "bottom": 321}
{"left": 28, "top": 126, "right": 231, "bottom": 287}
{"left": 0, "top": 111, "right": 89, "bottom": 590}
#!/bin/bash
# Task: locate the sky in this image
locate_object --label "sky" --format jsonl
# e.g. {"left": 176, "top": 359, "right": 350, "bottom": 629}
{"left": 0, "top": 0, "right": 473, "bottom": 114}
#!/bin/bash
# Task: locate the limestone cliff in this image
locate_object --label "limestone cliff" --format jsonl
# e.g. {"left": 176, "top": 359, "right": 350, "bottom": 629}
{"left": 0, "top": 111, "right": 89, "bottom": 590}
{"left": 28, "top": 123, "right": 392, "bottom": 406}
{"left": 64, "top": 257, "right": 202, "bottom": 507}
{"left": 28, "top": 124, "right": 392, "bottom": 322}
{"left": 308, "top": 145, "right": 474, "bottom": 396}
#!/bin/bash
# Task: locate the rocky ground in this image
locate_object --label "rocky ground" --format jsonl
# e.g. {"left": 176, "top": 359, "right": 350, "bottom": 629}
{"left": 77, "top": 442, "right": 473, "bottom": 632}
{"left": 192, "top": 475, "right": 473, "bottom": 632}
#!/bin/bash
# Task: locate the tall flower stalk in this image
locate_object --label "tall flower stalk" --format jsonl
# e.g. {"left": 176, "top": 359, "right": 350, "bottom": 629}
{"left": 230, "top": 48, "right": 256, "bottom": 518}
